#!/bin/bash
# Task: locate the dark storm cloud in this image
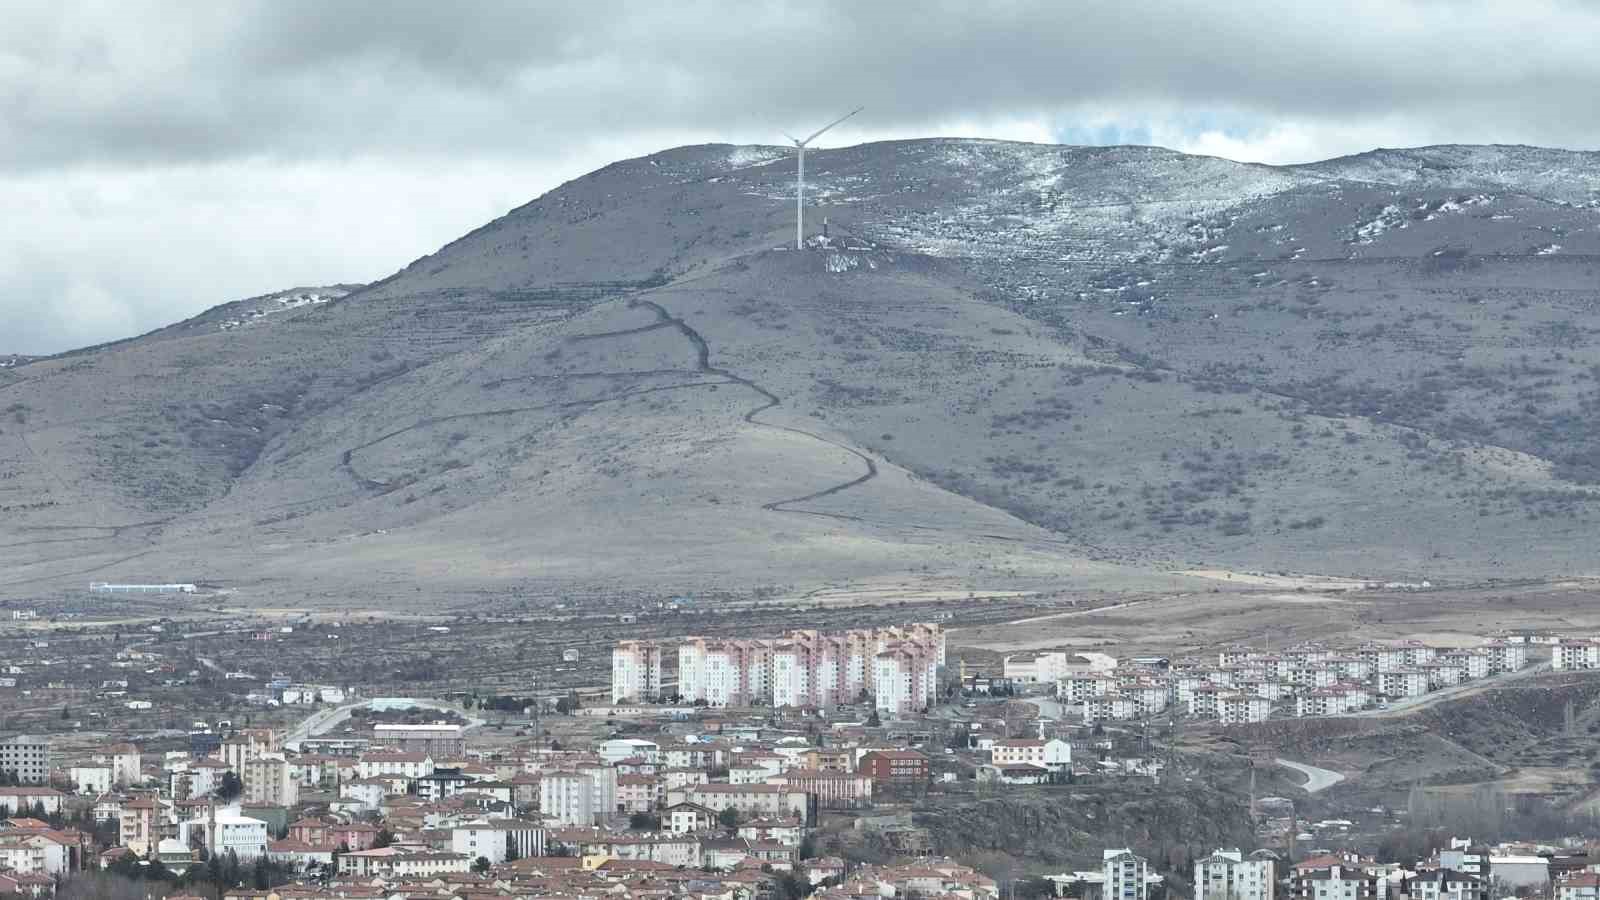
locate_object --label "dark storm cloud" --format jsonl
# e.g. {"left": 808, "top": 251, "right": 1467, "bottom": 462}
{"left": 7, "top": 0, "right": 1600, "bottom": 172}
{"left": 4, "top": 0, "right": 1600, "bottom": 354}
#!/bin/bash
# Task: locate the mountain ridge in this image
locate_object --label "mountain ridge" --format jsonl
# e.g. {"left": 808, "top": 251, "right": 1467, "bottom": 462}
{"left": 4, "top": 138, "right": 1599, "bottom": 607}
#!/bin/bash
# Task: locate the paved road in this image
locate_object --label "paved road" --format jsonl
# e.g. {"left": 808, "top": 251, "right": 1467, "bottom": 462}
{"left": 285, "top": 698, "right": 485, "bottom": 749}
{"left": 1276, "top": 758, "right": 1345, "bottom": 793}
{"left": 1347, "top": 662, "right": 1552, "bottom": 718}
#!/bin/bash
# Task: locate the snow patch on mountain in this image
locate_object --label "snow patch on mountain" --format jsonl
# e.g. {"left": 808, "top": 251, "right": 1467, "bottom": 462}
{"left": 218, "top": 288, "right": 350, "bottom": 331}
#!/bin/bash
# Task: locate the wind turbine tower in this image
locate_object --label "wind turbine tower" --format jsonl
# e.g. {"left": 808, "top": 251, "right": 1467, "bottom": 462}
{"left": 785, "top": 107, "right": 862, "bottom": 250}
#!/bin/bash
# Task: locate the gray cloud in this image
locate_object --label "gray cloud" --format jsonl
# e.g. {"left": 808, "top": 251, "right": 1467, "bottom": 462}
{"left": 3, "top": 0, "right": 1599, "bottom": 352}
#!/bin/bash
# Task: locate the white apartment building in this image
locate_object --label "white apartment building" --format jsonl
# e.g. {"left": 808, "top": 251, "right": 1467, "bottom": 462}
{"left": 991, "top": 739, "right": 1071, "bottom": 772}
{"left": 1296, "top": 685, "right": 1371, "bottom": 717}
{"left": 102, "top": 743, "right": 141, "bottom": 787}
{"left": 450, "top": 819, "right": 546, "bottom": 864}
{"left": 540, "top": 772, "right": 596, "bottom": 826}
{"left": 1059, "top": 674, "right": 1118, "bottom": 704}
{"left": 1085, "top": 693, "right": 1138, "bottom": 722}
{"left": 1554, "top": 640, "right": 1600, "bottom": 671}
{"left": 1483, "top": 641, "right": 1527, "bottom": 672}
{"left": 667, "top": 624, "right": 943, "bottom": 711}
{"left": 1399, "top": 642, "right": 1437, "bottom": 667}
{"left": 177, "top": 811, "right": 269, "bottom": 861}
{"left": 1195, "top": 849, "right": 1276, "bottom": 900}
{"left": 1378, "top": 668, "right": 1429, "bottom": 698}
{"left": 1422, "top": 661, "right": 1466, "bottom": 689}
{"left": 242, "top": 757, "right": 299, "bottom": 808}
{"left": 356, "top": 752, "right": 435, "bottom": 780}
{"left": 69, "top": 765, "right": 113, "bottom": 795}
{"left": 611, "top": 641, "right": 664, "bottom": 703}
{"left": 578, "top": 762, "right": 616, "bottom": 820}
{"left": 874, "top": 646, "right": 937, "bottom": 719}
{"left": 1218, "top": 693, "right": 1272, "bottom": 725}
{"left": 1188, "top": 686, "right": 1221, "bottom": 719}
{"left": 1105, "top": 849, "right": 1151, "bottom": 900}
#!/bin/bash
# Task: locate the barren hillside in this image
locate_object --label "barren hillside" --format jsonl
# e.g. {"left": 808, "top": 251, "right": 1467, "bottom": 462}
{"left": 3, "top": 140, "right": 1599, "bottom": 607}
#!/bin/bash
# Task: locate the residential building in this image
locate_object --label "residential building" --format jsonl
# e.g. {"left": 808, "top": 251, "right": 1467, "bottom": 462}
{"left": 612, "top": 641, "right": 664, "bottom": 703}
{"left": 1195, "top": 848, "right": 1277, "bottom": 900}
{"left": 450, "top": 819, "right": 545, "bottom": 864}
{"left": 69, "top": 765, "right": 113, "bottom": 796}
{"left": 1218, "top": 693, "right": 1273, "bottom": 725}
{"left": 1408, "top": 870, "right": 1489, "bottom": 900}
{"left": 355, "top": 752, "right": 434, "bottom": 780}
{"left": 770, "top": 770, "right": 873, "bottom": 809}
{"left": 0, "top": 737, "right": 50, "bottom": 785}
{"left": 241, "top": 757, "right": 299, "bottom": 808}
{"left": 1377, "top": 669, "right": 1429, "bottom": 699}
{"left": 1105, "top": 849, "right": 1150, "bottom": 900}
{"left": 540, "top": 772, "right": 595, "bottom": 826}
{"left": 371, "top": 724, "right": 465, "bottom": 757}
{"left": 1289, "top": 863, "right": 1380, "bottom": 900}
{"left": 0, "top": 788, "right": 65, "bottom": 817}
{"left": 103, "top": 744, "right": 141, "bottom": 787}
{"left": 857, "top": 750, "right": 930, "bottom": 785}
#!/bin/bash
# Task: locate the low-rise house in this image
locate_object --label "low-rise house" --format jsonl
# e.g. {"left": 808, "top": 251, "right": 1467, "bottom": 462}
{"left": 69, "top": 765, "right": 113, "bottom": 796}
{"left": 1557, "top": 873, "right": 1600, "bottom": 900}
{"left": 0, "top": 788, "right": 65, "bottom": 817}
{"left": 666, "top": 801, "right": 717, "bottom": 834}
{"left": 1408, "top": 869, "right": 1489, "bottom": 900}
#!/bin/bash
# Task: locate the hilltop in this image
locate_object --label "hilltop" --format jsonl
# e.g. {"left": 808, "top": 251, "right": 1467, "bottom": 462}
{"left": 3, "top": 139, "right": 1600, "bottom": 608}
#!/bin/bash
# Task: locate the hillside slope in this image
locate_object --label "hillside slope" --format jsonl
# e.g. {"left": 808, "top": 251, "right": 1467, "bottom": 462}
{"left": 3, "top": 139, "right": 1600, "bottom": 607}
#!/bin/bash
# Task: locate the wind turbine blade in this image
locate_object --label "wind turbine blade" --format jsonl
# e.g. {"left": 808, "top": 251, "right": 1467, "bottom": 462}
{"left": 782, "top": 132, "right": 801, "bottom": 145}
{"left": 802, "top": 106, "right": 863, "bottom": 145}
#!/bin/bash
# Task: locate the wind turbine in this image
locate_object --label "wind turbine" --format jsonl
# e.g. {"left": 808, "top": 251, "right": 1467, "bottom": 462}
{"left": 785, "top": 107, "right": 862, "bottom": 250}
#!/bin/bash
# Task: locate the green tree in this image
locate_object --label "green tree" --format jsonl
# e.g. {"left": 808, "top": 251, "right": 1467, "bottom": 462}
{"left": 717, "top": 807, "right": 739, "bottom": 832}
{"left": 214, "top": 770, "right": 243, "bottom": 802}
{"left": 472, "top": 856, "right": 491, "bottom": 874}
{"left": 774, "top": 870, "right": 809, "bottom": 900}
{"left": 373, "top": 828, "right": 395, "bottom": 848}
{"left": 252, "top": 855, "right": 270, "bottom": 890}
{"left": 628, "top": 812, "right": 661, "bottom": 831}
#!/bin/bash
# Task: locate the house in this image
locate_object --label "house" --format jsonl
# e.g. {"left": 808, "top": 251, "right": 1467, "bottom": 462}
{"left": 1408, "top": 869, "right": 1489, "bottom": 900}
{"left": 990, "top": 739, "right": 1071, "bottom": 773}
{"left": 1289, "top": 862, "right": 1380, "bottom": 900}
{"left": 977, "top": 763, "right": 1051, "bottom": 785}
{"left": 69, "top": 765, "right": 113, "bottom": 796}
{"left": 666, "top": 801, "right": 718, "bottom": 834}
{"left": 1557, "top": 873, "right": 1600, "bottom": 900}
{"left": 0, "top": 788, "right": 64, "bottom": 817}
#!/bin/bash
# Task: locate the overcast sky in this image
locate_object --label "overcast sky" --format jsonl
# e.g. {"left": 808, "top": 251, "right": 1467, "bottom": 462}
{"left": 5, "top": 0, "right": 1600, "bottom": 353}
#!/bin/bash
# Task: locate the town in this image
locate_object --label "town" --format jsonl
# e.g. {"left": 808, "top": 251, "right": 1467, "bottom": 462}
{"left": 2, "top": 603, "right": 1600, "bottom": 900}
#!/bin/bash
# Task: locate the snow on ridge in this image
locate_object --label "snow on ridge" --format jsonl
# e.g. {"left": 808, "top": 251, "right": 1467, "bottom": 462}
{"left": 724, "top": 146, "right": 789, "bottom": 170}
{"left": 218, "top": 288, "right": 350, "bottom": 332}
